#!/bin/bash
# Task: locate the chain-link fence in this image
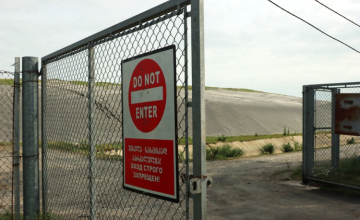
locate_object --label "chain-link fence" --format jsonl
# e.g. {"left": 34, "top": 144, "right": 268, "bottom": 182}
{"left": 0, "top": 72, "right": 14, "bottom": 217}
{"left": 303, "top": 83, "right": 360, "bottom": 189}
{"left": 41, "top": 1, "right": 197, "bottom": 219}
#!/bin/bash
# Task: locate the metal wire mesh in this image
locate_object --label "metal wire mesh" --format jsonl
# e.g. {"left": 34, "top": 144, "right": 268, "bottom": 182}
{"left": 0, "top": 72, "right": 14, "bottom": 217}
{"left": 43, "top": 6, "right": 190, "bottom": 220}
{"left": 311, "top": 85, "right": 360, "bottom": 188}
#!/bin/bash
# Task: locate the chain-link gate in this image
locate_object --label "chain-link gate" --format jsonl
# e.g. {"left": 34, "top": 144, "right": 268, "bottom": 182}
{"left": 0, "top": 71, "right": 15, "bottom": 218}
{"left": 41, "top": 0, "right": 205, "bottom": 219}
{"left": 303, "top": 82, "right": 360, "bottom": 190}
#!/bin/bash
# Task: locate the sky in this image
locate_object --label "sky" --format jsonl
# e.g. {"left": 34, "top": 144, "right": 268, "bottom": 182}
{"left": 1, "top": 0, "right": 359, "bottom": 97}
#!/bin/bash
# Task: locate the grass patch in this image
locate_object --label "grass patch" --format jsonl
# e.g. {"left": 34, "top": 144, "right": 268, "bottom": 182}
{"left": 347, "top": 137, "right": 356, "bottom": 145}
{"left": 178, "top": 133, "right": 303, "bottom": 145}
{"left": 176, "top": 86, "right": 265, "bottom": 93}
{"left": 217, "top": 135, "right": 227, "bottom": 142}
{"left": 206, "top": 144, "right": 244, "bottom": 160}
{"left": 294, "top": 142, "right": 302, "bottom": 151}
{"left": 312, "top": 156, "right": 360, "bottom": 187}
{"left": 69, "top": 81, "right": 120, "bottom": 87}
{"left": 47, "top": 141, "right": 122, "bottom": 160}
{"left": 291, "top": 165, "right": 302, "bottom": 180}
{"left": 0, "top": 142, "right": 12, "bottom": 146}
{"left": 281, "top": 142, "right": 294, "bottom": 153}
{"left": 0, "top": 78, "right": 15, "bottom": 86}
{"left": 206, "top": 133, "right": 302, "bottom": 145}
{"left": 259, "top": 143, "right": 276, "bottom": 154}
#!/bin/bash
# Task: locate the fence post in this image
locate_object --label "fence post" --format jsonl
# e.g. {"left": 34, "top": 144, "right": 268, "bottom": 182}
{"left": 191, "top": 0, "right": 206, "bottom": 219}
{"left": 88, "top": 46, "right": 97, "bottom": 220}
{"left": 331, "top": 88, "right": 340, "bottom": 169}
{"left": 183, "top": 5, "right": 190, "bottom": 220}
{"left": 14, "top": 57, "right": 21, "bottom": 220}
{"left": 22, "top": 57, "right": 40, "bottom": 219}
{"left": 302, "top": 86, "right": 314, "bottom": 183}
{"left": 41, "top": 63, "right": 48, "bottom": 217}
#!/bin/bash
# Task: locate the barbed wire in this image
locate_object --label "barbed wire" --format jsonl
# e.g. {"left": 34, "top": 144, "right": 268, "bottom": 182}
{"left": 0, "top": 70, "right": 15, "bottom": 75}
{"left": 268, "top": 0, "right": 360, "bottom": 54}
{"left": 0, "top": 70, "right": 39, "bottom": 75}
{"left": 315, "top": 0, "right": 360, "bottom": 28}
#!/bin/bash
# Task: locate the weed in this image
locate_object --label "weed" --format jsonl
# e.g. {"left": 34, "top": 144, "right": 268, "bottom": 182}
{"left": 205, "top": 133, "right": 302, "bottom": 144}
{"left": 206, "top": 147, "right": 219, "bottom": 160}
{"left": 254, "top": 133, "right": 258, "bottom": 136}
{"left": 217, "top": 135, "right": 227, "bottom": 142}
{"left": 287, "top": 128, "right": 290, "bottom": 135}
{"left": 259, "top": 143, "right": 276, "bottom": 154}
{"left": 283, "top": 127, "right": 287, "bottom": 136}
{"left": 206, "top": 144, "right": 244, "bottom": 160}
{"left": 47, "top": 141, "right": 123, "bottom": 161}
{"left": 218, "top": 144, "right": 244, "bottom": 157}
{"left": 311, "top": 156, "right": 360, "bottom": 187}
{"left": 281, "top": 142, "right": 294, "bottom": 153}
{"left": 346, "top": 137, "right": 356, "bottom": 145}
{"left": 291, "top": 165, "right": 302, "bottom": 180}
{"left": 294, "top": 142, "right": 302, "bottom": 151}
{"left": 337, "top": 157, "right": 360, "bottom": 175}
{"left": 0, "top": 141, "right": 11, "bottom": 146}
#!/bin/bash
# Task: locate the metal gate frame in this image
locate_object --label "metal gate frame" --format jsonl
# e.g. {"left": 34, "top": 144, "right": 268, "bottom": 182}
{"left": 303, "top": 82, "right": 360, "bottom": 190}
{"left": 41, "top": 0, "right": 206, "bottom": 219}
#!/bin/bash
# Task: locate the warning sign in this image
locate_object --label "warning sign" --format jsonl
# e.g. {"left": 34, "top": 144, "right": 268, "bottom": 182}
{"left": 121, "top": 45, "right": 178, "bottom": 202}
{"left": 128, "top": 58, "right": 167, "bottom": 133}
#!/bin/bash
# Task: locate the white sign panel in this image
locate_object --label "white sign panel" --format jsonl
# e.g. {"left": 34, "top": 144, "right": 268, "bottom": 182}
{"left": 121, "top": 45, "right": 179, "bottom": 202}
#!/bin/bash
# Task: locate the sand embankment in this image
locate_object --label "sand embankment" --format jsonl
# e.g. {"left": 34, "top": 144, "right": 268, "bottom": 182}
{"left": 188, "top": 88, "right": 302, "bottom": 137}
{"left": 0, "top": 83, "right": 303, "bottom": 143}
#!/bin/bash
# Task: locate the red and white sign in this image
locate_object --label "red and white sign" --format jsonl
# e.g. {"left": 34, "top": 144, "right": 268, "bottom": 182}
{"left": 121, "top": 45, "right": 178, "bottom": 202}
{"left": 128, "top": 58, "right": 166, "bottom": 133}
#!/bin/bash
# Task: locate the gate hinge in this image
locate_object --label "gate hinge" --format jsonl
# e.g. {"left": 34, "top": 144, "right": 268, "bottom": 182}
{"left": 189, "top": 175, "right": 213, "bottom": 195}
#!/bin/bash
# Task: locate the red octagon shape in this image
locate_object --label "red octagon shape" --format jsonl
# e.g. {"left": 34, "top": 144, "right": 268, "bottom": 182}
{"left": 128, "top": 59, "right": 167, "bottom": 133}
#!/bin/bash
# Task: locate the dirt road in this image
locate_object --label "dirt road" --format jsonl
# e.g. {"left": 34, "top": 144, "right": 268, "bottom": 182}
{"left": 206, "top": 152, "right": 360, "bottom": 220}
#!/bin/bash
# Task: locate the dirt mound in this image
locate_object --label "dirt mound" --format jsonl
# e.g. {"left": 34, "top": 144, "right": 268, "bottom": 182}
{"left": 187, "top": 88, "right": 302, "bottom": 137}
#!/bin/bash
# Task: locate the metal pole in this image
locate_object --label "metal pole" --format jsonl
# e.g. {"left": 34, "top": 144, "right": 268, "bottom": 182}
{"left": 41, "top": 64, "right": 48, "bottom": 217}
{"left": 22, "top": 57, "right": 40, "bottom": 219}
{"left": 331, "top": 88, "right": 340, "bottom": 169}
{"left": 191, "top": 0, "right": 206, "bottom": 219}
{"left": 183, "top": 5, "right": 190, "bottom": 220}
{"left": 88, "top": 46, "right": 97, "bottom": 220}
{"left": 302, "top": 86, "right": 314, "bottom": 183}
{"left": 14, "top": 57, "right": 21, "bottom": 220}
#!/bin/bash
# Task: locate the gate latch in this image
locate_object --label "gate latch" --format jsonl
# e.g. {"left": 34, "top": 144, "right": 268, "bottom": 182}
{"left": 189, "top": 175, "right": 213, "bottom": 194}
